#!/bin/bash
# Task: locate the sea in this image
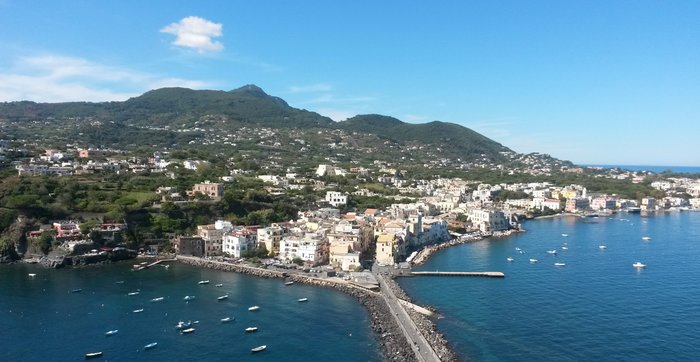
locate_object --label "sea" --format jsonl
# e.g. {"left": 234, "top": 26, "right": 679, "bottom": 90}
{"left": 399, "top": 211, "right": 700, "bottom": 361}
{"left": 0, "top": 262, "right": 381, "bottom": 361}
{"left": 583, "top": 164, "right": 700, "bottom": 174}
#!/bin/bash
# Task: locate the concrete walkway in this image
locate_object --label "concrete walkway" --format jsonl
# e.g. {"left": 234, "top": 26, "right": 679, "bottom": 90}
{"left": 374, "top": 267, "right": 441, "bottom": 362}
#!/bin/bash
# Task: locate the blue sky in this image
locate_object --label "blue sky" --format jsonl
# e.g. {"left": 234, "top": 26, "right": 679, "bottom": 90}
{"left": 1, "top": 1, "right": 698, "bottom": 166}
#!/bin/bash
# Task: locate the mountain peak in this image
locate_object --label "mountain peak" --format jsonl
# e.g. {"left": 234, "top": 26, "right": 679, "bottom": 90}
{"left": 231, "top": 84, "right": 268, "bottom": 97}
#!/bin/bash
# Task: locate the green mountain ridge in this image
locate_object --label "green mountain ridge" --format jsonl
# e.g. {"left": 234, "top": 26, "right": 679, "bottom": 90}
{"left": 0, "top": 85, "right": 510, "bottom": 161}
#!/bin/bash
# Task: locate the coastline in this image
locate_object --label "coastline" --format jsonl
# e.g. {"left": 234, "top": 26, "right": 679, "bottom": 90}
{"left": 412, "top": 229, "right": 521, "bottom": 266}
{"left": 176, "top": 256, "right": 419, "bottom": 362}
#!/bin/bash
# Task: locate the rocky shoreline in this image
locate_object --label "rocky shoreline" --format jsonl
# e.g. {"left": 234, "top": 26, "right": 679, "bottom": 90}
{"left": 412, "top": 229, "right": 521, "bottom": 266}
{"left": 177, "top": 256, "right": 417, "bottom": 362}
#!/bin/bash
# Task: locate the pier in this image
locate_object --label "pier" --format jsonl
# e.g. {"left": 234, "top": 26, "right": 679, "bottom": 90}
{"left": 133, "top": 258, "right": 177, "bottom": 271}
{"left": 409, "top": 271, "right": 505, "bottom": 278}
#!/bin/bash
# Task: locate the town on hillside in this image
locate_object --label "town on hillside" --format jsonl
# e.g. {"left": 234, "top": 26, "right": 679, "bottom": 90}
{"left": 2, "top": 140, "right": 699, "bottom": 271}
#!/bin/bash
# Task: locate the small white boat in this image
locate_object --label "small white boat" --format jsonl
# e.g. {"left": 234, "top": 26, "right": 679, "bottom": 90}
{"left": 251, "top": 345, "right": 267, "bottom": 353}
{"left": 554, "top": 263, "right": 566, "bottom": 267}
{"left": 284, "top": 281, "right": 294, "bottom": 285}
{"left": 183, "top": 295, "right": 195, "bottom": 301}
{"left": 181, "top": 328, "right": 195, "bottom": 334}
{"left": 217, "top": 295, "right": 229, "bottom": 301}
{"left": 127, "top": 291, "right": 140, "bottom": 296}
{"left": 561, "top": 233, "right": 568, "bottom": 237}
{"left": 642, "top": 236, "right": 652, "bottom": 241}
{"left": 506, "top": 257, "right": 514, "bottom": 262}
{"left": 150, "top": 297, "right": 164, "bottom": 302}
{"left": 561, "top": 246, "right": 568, "bottom": 250}
{"left": 28, "top": 273, "right": 36, "bottom": 278}
{"left": 71, "top": 288, "right": 83, "bottom": 293}
{"left": 175, "top": 321, "right": 191, "bottom": 330}
{"left": 599, "top": 245, "right": 607, "bottom": 250}
{"left": 633, "top": 262, "right": 647, "bottom": 268}
{"left": 115, "top": 281, "right": 124, "bottom": 284}
{"left": 546, "top": 250, "right": 557, "bottom": 255}
{"left": 245, "top": 327, "right": 258, "bottom": 332}
{"left": 198, "top": 280, "right": 210, "bottom": 285}
{"left": 529, "top": 259, "right": 538, "bottom": 263}
{"left": 297, "top": 298, "right": 308, "bottom": 302}
{"left": 518, "top": 250, "right": 524, "bottom": 254}
{"left": 515, "top": 247, "right": 522, "bottom": 251}
{"left": 221, "top": 317, "right": 234, "bottom": 323}
{"left": 133, "top": 309, "right": 144, "bottom": 313}
{"left": 85, "top": 351, "right": 103, "bottom": 359}
{"left": 248, "top": 305, "right": 260, "bottom": 311}
{"left": 215, "top": 283, "right": 223, "bottom": 287}
{"left": 105, "top": 329, "right": 118, "bottom": 336}
{"left": 144, "top": 342, "right": 158, "bottom": 350}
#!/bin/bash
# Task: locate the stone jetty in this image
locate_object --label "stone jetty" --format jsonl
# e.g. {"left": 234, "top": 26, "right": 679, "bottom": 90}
{"left": 176, "top": 256, "right": 417, "bottom": 361}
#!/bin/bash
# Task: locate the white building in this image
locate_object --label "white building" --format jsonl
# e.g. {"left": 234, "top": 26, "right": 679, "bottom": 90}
{"left": 222, "top": 230, "right": 256, "bottom": 258}
{"left": 467, "top": 209, "right": 509, "bottom": 233}
{"left": 325, "top": 191, "right": 348, "bottom": 207}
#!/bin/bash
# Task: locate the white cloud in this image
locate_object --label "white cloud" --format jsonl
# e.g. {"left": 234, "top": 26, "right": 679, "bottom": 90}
{"left": 317, "top": 108, "right": 356, "bottom": 122}
{"left": 0, "top": 54, "right": 210, "bottom": 102}
{"left": 289, "top": 83, "right": 333, "bottom": 93}
{"left": 161, "top": 16, "right": 224, "bottom": 53}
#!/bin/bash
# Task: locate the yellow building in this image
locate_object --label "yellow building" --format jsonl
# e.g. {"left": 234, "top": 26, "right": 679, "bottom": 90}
{"left": 376, "top": 233, "right": 400, "bottom": 266}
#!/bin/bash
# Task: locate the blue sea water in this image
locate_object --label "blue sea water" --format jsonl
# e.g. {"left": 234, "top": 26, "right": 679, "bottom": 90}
{"left": 399, "top": 212, "right": 700, "bottom": 361}
{"left": 583, "top": 164, "right": 700, "bottom": 174}
{"left": 0, "top": 263, "right": 381, "bottom": 362}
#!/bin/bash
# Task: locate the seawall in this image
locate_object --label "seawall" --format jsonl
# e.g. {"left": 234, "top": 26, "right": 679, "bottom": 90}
{"left": 176, "top": 256, "right": 418, "bottom": 362}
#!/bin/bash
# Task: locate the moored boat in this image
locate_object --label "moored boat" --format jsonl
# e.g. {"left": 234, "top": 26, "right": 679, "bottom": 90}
{"left": 633, "top": 262, "right": 647, "bottom": 268}
{"left": 127, "top": 291, "right": 140, "bottom": 296}
{"left": 150, "top": 297, "right": 164, "bottom": 302}
{"left": 28, "top": 273, "right": 36, "bottom": 278}
{"left": 506, "top": 257, "right": 514, "bottom": 262}
{"left": 546, "top": 250, "right": 557, "bottom": 255}
{"left": 248, "top": 305, "right": 260, "bottom": 311}
{"left": 245, "top": 327, "right": 258, "bottom": 332}
{"left": 215, "top": 283, "right": 223, "bottom": 287}
{"left": 183, "top": 295, "right": 195, "bottom": 301}
{"left": 284, "top": 281, "right": 294, "bottom": 285}
{"left": 71, "top": 288, "right": 83, "bottom": 293}
{"left": 144, "top": 342, "right": 158, "bottom": 350}
{"left": 217, "top": 294, "right": 229, "bottom": 301}
{"left": 297, "top": 298, "right": 308, "bottom": 302}
{"left": 133, "top": 308, "right": 144, "bottom": 313}
{"left": 221, "top": 317, "right": 234, "bottom": 323}
{"left": 529, "top": 258, "right": 538, "bottom": 263}
{"left": 85, "top": 352, "right": 103, "bottom": 359}
{"left": 642, "top": 236, "right": 652, "bottom": 241}
{"left": 176, "top": 321, "right": 191, "bottom": 330}
{"left": 554, "top": 263, "right": 566, "bottom": 267}
{"left": 198, "top": 280, "right": 210, "bottom": 285}
{"left": 599, "top": 245, "right": 607, "bottom": 250}
{"left": 105, "top": 329, "right": 118, "bottom": 336}
{"left": 181, "top": 328, "right": 195, "bottom": 334}
{"left": 251, "top": 345, "right": 267, "bottom": 353}
{"left": 561, "top": 233, "right": 568, "bottom": 237}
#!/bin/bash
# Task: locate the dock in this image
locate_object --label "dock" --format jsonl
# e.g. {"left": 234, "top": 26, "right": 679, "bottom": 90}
{"left": 133, "top": 258, "right": 177, "bottom": 271}
{"left": 409, "top": 271, "right": 505, "bottom": 278}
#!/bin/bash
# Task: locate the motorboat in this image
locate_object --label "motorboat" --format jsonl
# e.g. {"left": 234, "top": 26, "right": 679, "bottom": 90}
{"left": 181, "top": 328, "right": 195, "bottom": 334}
{"left": 633, "top": 262, "right": 647, "bottom": 268}
{"left": 297, "top": 298, "right": 308, "bottom": 302}
{"left": 71, "top": 289, "right": 83, "bottom": 293}
{"left": 217, "top": 295, "right": 229, "bottom": 301}
{"left": 183, "top": 295, "right": 195, "bottom": 301}
{"left": 127, "top": 291, "right": 140, "bottom": 296}
{"left": 245, "top": 327, "right": 258, "bottom": 332}
{"left": 561, "top": 233, "right": 568, "bottom": 237}
{"left": 642, "top": 236, "right": 652, "bottom": 241}
{"left": 554, "top": 263, "right": 566, "bottom": 267}
{"left": 248, "top": 305, "right": 260, "bottom": 311}
{"left": 561, "top": 246, "right": 569, "bottom": 250}
{"left": 284, "top": 281, "right": 294, "bottom": 285}
{"left": 133, "top": 309, "right": 144, "bottom": 313}
{"left": 251, "top": 345, "right": 267, "bottom": 353}
{"left": 176, "top": 321, "right": 192, "bottom": 330}
{"left": 115, "top": 281, "right": 124, "bottom": 284}
{"left": 599, "top": 245, "right": 607, "bottom": 250}
{"left": 85, "top": 352, "right": 103, "bottom": 359}
{"left": 144, "top": 342, "right": 157, "bottom": 350}
{"left": 515, "top": 247, "right": 522, "bottom": 251}
{"left": 518, "top": 250, "right": 525, "bottom": 254}
{"left": 150, "top": 297, "right": 164, "bottom": 302}
{"left": 105, "top": 330, "right": 118, "bottom": 336}
{"left": 28, "top": 273, "right": 36, "bottom": 278}
{"left": 546, "top": 250, "right": 557, "bottom": 255}
{"left": 215, "top": 283, "right": 223, "bottom": 287}
{"left": 198, "top": 280, "right": 210, "bottom": 285}
{"left": 529, "top": 259, "right": 538, "bottom": 263}
{"left": 506, "top": 257, "right": 514, "bottom": 262}
{"left": 221, "top": 317, "right": 234, "bottom": 323}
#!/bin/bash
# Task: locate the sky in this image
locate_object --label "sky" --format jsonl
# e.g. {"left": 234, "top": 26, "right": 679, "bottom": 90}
{"left": 0, "top": 1, "right": 698, "bottom": 166}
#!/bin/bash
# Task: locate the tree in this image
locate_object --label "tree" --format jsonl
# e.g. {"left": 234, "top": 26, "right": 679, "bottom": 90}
{"left": 292, "top": 256, "right": 304, "bottom": 266}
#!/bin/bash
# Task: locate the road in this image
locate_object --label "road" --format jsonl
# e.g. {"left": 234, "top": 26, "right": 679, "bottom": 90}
{"left": 373, "top": 263, "right": 441, "bottom": 362}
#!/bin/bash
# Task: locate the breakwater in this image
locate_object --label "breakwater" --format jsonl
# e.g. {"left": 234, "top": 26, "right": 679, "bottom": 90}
{"left": 177, "top": 256, "right": 417, "bottom": 362}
